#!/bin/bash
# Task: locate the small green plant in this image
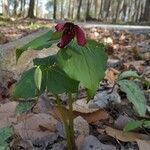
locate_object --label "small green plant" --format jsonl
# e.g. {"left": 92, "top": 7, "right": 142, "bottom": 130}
{"left": 115, "top": 70, "right": 149, "bottom": 133}
{"left": 13, "top": 22, "right": 108, "bottom": 150}
{"left": 117, "top": 70, "right": 148, "bottom": 117}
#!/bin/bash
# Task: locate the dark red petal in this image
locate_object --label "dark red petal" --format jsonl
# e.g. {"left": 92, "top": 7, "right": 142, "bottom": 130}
{"left": 74, "top": 25, "right": 86, "bottom": 46}
{"left": 58, "top": 32, "right": 75, "bottom": 48}
{"left": 55, "top": 23, "right": 64, "bottom": 31}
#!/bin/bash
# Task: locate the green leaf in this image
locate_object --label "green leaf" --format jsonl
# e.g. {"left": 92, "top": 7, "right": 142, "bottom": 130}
{"left": 13, "top": 68, "right": 37, "bottom": 98}
{"left": 123, "top": 120, "right": 143, "bottom": 132}
{"left": 34, "top": 66, "right": 42, "bottom": 90}
{"left": 33, "top": 54, "right": 56, "bottom": 67}
{"left": 16, "top": 101, "right": 36, "bottom": 115}
{"left": 57, "top": 40, "right": 108, "bottom": 97}
{"left": 16, "top": 30, "right": 57, "bottom": 62}
{"left": 143, "top": 121, "right": 150, "bottom": 128}
{"left": 118, "top": 71, "right": 139, "bottom": 80}
{"left": 33, "top": 54, "right": 78, "bottom": 94}
{"left": 47, "top": 66, "right": 79, "bottom": 94}
{"left": 50, "top": 31, "right": 63, "bottom": 40}
{"left": 118, "top": 80, "right": 146, "bottom": 116}
{"left": 0, "top": 127, "right": 13, "bottom": 149}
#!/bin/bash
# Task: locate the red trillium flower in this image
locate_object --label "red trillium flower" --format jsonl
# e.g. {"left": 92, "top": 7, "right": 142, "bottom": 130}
{"left": 55, "top": 22, "right": 86, "bottom": 48}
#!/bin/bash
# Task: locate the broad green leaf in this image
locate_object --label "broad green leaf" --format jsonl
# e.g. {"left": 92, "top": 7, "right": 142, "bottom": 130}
{"left": 57, "top": 40, "right": 108, "bottom": 96}
{"left": 118, "top": 80, "right": 146, "bottom": 116}
{"left": 118, "top": 71, "right": 139, "bottom": 80}
{"left": 33, "top": 54, "right": 56, "bottom": 66}
{"left": 13, "top": 68, "right": 37, "bottom": 98}
{"left": 47, "top": 66, "right": 79, "bottom": 94}
{"left": 0, "top": 127, "right": 13, "bottom": 149}
{"left": 16, "top": 30, "right": 57, "bottom": 61}
{"left": 13, "top": 65, "right": 78, "bottom": 98}
{"left": 34, "top": 66, "right": 42, "bottom": 90}
{"left": 16, "top": 101, "right": 36, "bottom": 115}
{"left": 123, "top": 120, "right": 143, "bottom": 132}
{"left": 50, "top": 31, "right": 63, "bottom": 40}
{"left": 143, "top": 121, "right": 150, "bottom": 128}
{"left": 34, "top": 54, "right": 78, "bottom": 93}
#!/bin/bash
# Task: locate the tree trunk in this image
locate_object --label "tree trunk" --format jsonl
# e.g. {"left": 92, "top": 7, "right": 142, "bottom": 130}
{"left": 68, "top": 0, "right": 71, "bottom": 19}
{"left": 135, "top": 0, "right": 141, "bottom": 22}
{"left": 77, "top": 0, "right": 83, "bottom": 20}
{"left": 114, "top": 0, "right": 121, "bottom": 23}
{"left": 86, "top": 0, "right": 91, "bottom": 20}
{"left": 2, "top": 0, "right": 8, "bottom": 17}
{"left": 19, "top": 0, "right": 23, "bottom": 15}
{"left": 13, "top": 0, "right": 18, "bottom": 16}
{"left": 22, "top": 0, "right": 26, "bottom": 17}
{"left": 141, "top": 0, "right": 150, "bottom": 22}
{"left": 103, "top": 0, "right": 111, "bottom": 19}
{"left": 120, "top": 0, "right": 127, "bottom": 21}
{"left": 98, "top": 0, "right": 104, "bottom": 20}
{"left": 61, "top": 0, "right": 64, "bottom": 19}
{"left": 53, "top": 0, "right": 57, "bottom": 19}
{"left": 94, "top": 0, "right": 97, "bottom": 18}
{"left": 27, "top": 0, "right": 35, "bottom": 18}
{"left": 71, "top": 0, "right": 75, "bottom": 19}
{"left": 36, "top": 0, "right": 39, "bottom": 17}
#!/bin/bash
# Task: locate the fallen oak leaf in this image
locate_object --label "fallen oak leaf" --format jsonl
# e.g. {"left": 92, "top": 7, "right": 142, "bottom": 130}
{"left": 105, "top": 127, "right": 150, "bottom": 142}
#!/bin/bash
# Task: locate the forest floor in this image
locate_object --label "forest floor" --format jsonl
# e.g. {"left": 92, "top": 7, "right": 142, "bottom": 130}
{"left": 0, "top": 17, "right": 150, "bottom": 44}
{"left": 0, "top": 18, "right": 150, "bottom": 149}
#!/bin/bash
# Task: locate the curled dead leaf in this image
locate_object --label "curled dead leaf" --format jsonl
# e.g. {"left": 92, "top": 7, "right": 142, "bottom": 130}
{"left": 105, "top": 127, "right": 150, "bottom": 142}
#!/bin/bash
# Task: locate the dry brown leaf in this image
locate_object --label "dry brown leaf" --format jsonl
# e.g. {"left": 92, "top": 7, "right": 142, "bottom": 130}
{"left": 105, "top": 68, "right": 119, "bottom": 84}
{"left": 0, "top": 101, "right": 18, "bottom": 128}
{"left": 72, "top": 98, "right": 98, "bottom": 113}
{"left": 50, "top": 106, "right": 109, "bottom": 123}
{"left": 49, "top": 98, "right": 109, "bottom": 123}
{"left": 105, "top": 127, "right": 150, "bottom": 142}
{"left": 14, "top": 113, "right": 58, "bottom": 141}
{"left": 49, "top": 106, "right": 72, "bottom": 121}
{"left": 136, "top": 140, "right": 150, "bottom": 150}
{"left": 78, "top": 109, "right": 109, "bottom": 123}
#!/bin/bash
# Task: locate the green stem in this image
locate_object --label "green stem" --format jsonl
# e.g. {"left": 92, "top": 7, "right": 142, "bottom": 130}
{"left": 68, "top": 93, "right": 74, "bottom": 143}
{"left": 68, "top": 93, "right": 76, "bottom": 150}
{"left": 54, "top": 94, "right": 73, "bottom": 150}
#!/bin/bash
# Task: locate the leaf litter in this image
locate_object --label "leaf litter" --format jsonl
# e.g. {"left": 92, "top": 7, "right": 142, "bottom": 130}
{"left": 0, "top": 25, "right": 150, "bottom": 149}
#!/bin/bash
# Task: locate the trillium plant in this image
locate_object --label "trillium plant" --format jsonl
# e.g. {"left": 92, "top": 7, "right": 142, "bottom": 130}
{"left": 13, "top": 22, "right": 108, "bottom": 150}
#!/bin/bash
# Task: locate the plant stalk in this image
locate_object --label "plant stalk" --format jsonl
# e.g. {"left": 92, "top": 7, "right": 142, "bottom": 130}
{"left": 55, "top": 94, "right": 76, "bottom": 150}
{"left": 68, "top": 93, "right": 75, "bottom": 149}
